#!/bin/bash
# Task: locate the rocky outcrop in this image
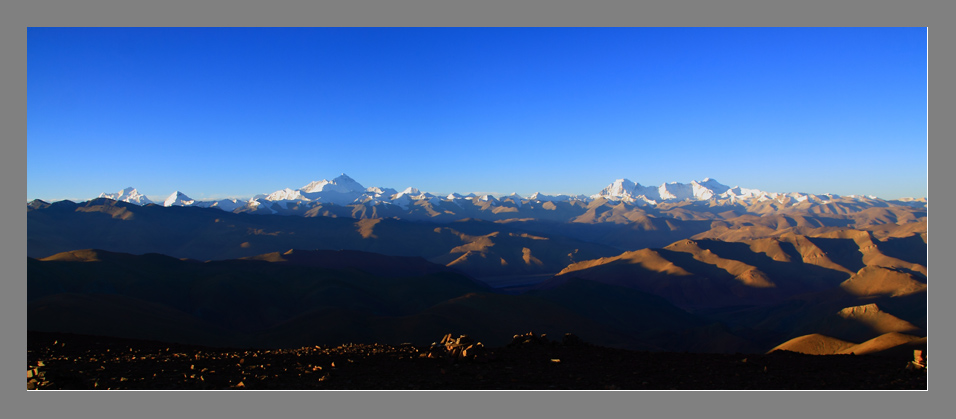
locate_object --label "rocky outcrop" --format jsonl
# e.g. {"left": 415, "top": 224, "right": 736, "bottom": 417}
{"left": 429, "top": 333, "right": 487, "bottom": 361}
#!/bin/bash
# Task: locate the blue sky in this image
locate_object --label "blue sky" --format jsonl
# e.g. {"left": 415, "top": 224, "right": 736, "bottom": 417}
{"left": 28, "top": 28, "right": 927, "bottom": 202}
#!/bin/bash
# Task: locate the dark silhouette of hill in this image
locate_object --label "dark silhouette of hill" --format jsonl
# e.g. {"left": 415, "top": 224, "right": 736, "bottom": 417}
{"left": 240, "top": 248, "right": 467, "bottom": 279}
{"left": 29, "top": 249, "right": 750, "bottom": 352}
{"left": 524, "top": 279, "right": 753, "bottom": 353}
{"left": 30, "top": 249, "right": 487, "bottom": 345}
{"left": 27, "top": 199, "right": 621, "bottom": 279}
{"left": 28, "top": 292, "right": 246, "bottom": 347}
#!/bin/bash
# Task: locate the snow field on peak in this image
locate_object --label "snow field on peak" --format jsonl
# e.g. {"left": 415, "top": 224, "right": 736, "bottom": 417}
{"left": 163, "top": 191, "right": 196, "bottom": 207}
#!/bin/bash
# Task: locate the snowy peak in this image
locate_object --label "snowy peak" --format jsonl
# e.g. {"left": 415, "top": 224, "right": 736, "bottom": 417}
{"left": 697, "top": 178, "right": 730, "bottom": 194}
{"left": 300, "top": 180, "right": 331, "bottom": 193}
{"left": 599, "top": 179, "right": 637, "bottom": 199}
{"left": 98, "top": 187, "right": 153, "bottom": 205}
{"left": 163, "top": 191, "right": 195, "bottom": 207}
{"left": 366, "top": 186, "right": 397, "bottom": 196}
{"left": 329, "top": 173, "right": 365, "bottom": 192}
{"left": 592, "top": 179, "right": 656, "bottom": 204}
{"left": 658, "top": 182, "right": 694, "bottom": 201}
{"left": 265, "top": 188, "right": 306, "bottom": 202}
{"left": 392, "top": 187, "right": 422, "bottom": 200}
{"left": 594, "top": 177, "right": 768, "bottom": 204}
{"left": 300, "top": 173, "right": 366, "bottom": 194}
{"left": 691, "top": 178, "right": 730, "bottom": 199}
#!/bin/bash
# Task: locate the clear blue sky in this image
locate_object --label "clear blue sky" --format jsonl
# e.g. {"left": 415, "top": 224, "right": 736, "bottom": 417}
{"left": 28, "top": 28, "right": 927, "bottom": 202}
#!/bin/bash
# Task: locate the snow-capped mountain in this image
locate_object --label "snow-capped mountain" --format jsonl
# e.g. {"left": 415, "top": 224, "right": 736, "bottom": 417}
{"left": 589, "top": 178, "right": 848, "bottom": 207}
{"left": 88, "top": 174, "right": 925, "bottom": 218}
{"left": 244, "top": 174, "right": 372, "bottom": 208}
{"left": 163, "top": 191, "right": 196, "bottom": 207}
{"left": 98, "top": 187, "right": 154, "bottom": 205}
{"left": 392, "top": 187, "right": 428, "bottom": 201}
{"left": 301, "top": 174, "right": 365, "bottom": 194}
{"left": 263, "top": 188, "right": 307, "bottom": 202}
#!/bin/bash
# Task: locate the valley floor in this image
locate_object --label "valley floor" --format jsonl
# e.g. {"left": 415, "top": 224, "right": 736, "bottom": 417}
{"left": 27, "top": 331, "right": 925, "bottom": 390}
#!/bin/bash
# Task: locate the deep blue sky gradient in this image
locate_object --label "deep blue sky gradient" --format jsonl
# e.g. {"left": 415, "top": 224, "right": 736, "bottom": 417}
{"left": 28, "top": 28, "right": 927, "bottom": 201}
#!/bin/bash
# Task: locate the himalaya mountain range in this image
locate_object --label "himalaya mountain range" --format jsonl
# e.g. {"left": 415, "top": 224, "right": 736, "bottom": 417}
{"left": 88, "top": 174, "right": 926, "bottom": 221}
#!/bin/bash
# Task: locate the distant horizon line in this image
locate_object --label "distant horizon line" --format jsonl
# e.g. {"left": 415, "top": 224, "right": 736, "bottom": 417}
{"left": 29, "top": 173, "right": 929, "bottom": 203}
{"left": 31, "top": 189, "right": 928, "bottom": 205}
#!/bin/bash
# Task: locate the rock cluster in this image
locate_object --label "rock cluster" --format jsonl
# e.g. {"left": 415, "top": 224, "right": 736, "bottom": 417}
{"left": 27, "top": 360, "right": 51, "bottom": 390}
{"left": 906, "top": 349, "right": 927, "bottom": 371}
{"left": 429, "top": 334, "right": 487, "bottom": 361}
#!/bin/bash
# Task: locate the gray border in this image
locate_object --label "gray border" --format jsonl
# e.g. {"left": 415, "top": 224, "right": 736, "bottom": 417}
{"left": 11, "top": 1, "right": 944, "bottom": 419}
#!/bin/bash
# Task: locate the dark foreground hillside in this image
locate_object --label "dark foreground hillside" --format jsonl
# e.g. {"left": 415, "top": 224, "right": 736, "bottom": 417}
{"left": 27, "top": 331, "right": 925, "bottom": 390}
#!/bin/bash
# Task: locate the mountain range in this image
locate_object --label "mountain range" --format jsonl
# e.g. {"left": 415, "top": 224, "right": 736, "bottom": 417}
{"left": 91, "top": 174, "right": 926, "bottom": 219}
